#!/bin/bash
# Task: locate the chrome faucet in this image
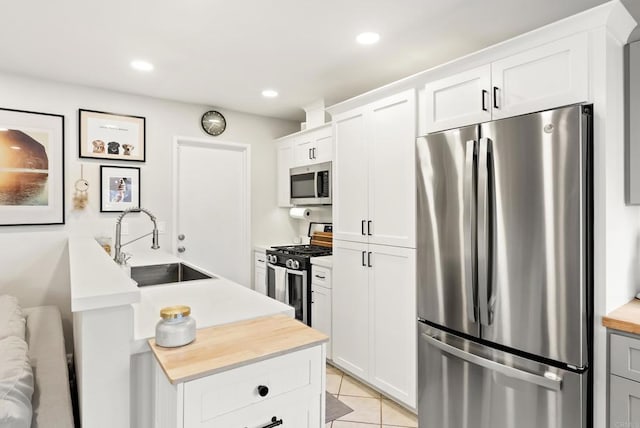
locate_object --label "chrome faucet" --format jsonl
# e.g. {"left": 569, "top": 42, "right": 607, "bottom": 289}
{"left": 114, "top": 207, "right": 160, "bottom": 265}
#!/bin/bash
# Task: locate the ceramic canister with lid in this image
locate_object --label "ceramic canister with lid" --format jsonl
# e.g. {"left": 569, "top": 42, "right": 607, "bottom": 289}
{"left": 155, "top": 305, "right": 196, "bottom": 347}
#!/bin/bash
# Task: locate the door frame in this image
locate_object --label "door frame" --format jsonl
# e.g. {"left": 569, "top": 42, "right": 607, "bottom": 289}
{"left": 172, "top": 136, "right": 251, "bottom": 282}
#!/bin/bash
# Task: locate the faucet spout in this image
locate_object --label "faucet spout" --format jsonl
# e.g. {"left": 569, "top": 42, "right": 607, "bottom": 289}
{"left": 114, "top": 207, "right": 160, "bottom": 264}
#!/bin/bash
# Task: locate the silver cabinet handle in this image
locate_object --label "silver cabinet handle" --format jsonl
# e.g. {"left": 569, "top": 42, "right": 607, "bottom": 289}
{"left": 314, "top": 275, "right": 326, "bottom": 279}
{"left": 361, "top": 251, "right": 366, "bottom": 267}
{"left": 367, "top": 251, "right": 372, "bottom": 267}
{"left": 463, "top": 139, "right": 477, "bottom": 323}
{"left": 481, "top": 90, "right": 488, "bottom": 112}
{"left": 177, "top": 234, "right": 185, "bottom": 241}
{"left": 367, "top": 220, "right": 372, "bottom": 236}
{"left": 421, "top": 332, "right": 562, "bottom": 391}
{"left": 361, "top": 220, "right": 366, "bottom": 236}
{"left": 493, "top": 86, "right": 499, "bottom": 109}
{"left": 177, "top": 246, "right": 186, "bottom": 253}
{"left": 308, "top": 148, "right": 312, "bottom": 159}
{"left": 257, "top": 259, "right": 265, "bottom": 263}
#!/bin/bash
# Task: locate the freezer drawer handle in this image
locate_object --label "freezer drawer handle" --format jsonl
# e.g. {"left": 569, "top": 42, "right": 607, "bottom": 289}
{"left": 421, "top": 332, "right": 562, "bottom": 391}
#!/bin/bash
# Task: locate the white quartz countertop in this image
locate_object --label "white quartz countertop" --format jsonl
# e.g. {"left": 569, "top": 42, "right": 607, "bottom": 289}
{"left": 311, "top": 255, "right": 332, "bottom": 268}
{"left": 69, "top": 237, "right": 140, "bottom": 312}
{"left": 130, "top": 278, "right": 294, "bottom": 353}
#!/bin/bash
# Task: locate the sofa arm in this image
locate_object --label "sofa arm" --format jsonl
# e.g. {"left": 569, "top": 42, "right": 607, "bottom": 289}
{"left": 23, "top": 306, "right": 74, "bottom": 428}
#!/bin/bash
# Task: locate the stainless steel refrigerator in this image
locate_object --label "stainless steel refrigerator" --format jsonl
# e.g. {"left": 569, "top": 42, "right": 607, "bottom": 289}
{"left": 416, "top": 104, "right": 593, "bottom": 428}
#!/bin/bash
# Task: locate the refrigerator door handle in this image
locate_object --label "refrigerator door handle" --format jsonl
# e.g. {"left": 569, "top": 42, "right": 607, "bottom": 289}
{"left": 463, "top": 139, "right": 477, "bottom": 323}
{"left": 421, "top": 332, "right": 563, "bottom": 391}
{"left": 478, "top": 137, "right": 492, "bottom": 326}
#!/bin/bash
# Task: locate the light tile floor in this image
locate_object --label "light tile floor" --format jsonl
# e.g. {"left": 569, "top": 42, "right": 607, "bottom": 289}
{"left": 326, "top": 363, "right": 418, "bottom": 428}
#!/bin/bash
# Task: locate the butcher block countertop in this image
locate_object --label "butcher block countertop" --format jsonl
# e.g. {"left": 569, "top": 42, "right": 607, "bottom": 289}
{"left": 602, "top": 299, "right": 640, "bottom": 335}
{"left": 149, "top": 314, "right": 328, "bottom": 384}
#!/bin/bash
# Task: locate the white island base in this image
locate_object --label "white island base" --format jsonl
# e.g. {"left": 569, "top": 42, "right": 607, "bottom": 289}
{"left": 150, "top": 315, "right": 327, "bottom": 428}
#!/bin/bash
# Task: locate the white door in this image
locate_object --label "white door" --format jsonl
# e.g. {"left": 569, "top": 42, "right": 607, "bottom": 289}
{"left": 293, "top": 137, "right": 314, "bottom": 166}
{"left": 333, "top": 109, "right": 369, "bottom": 243}
{"left": 175, "top": 137, "right": 251, "bottom": 287}
{"left": 312, "top": 129, "right": 333, "bottom": 164}
{"left": 311, "top": 284, "right": 332, "bottom": 359}
{"left": 369, "top": 244, "right": 416, "bottom": 408}
{"left": 424, "top": 64, "right": 491, "bottom": 133}
{"left": 332, "top": 240, "right": 369, "bottom": 379}
{"left": 369, "top": 89, "right": 417, "bottom": 248}
{"left": 491, "top": 32, "right": 588, "bottom": 120}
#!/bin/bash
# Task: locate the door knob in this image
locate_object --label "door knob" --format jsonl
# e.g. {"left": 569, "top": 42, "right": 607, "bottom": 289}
{"left": 177, "top": 246, "right": 186, "bottom": 253}
{"left": 177, "top": 234, "right": 185, "bottom": 241}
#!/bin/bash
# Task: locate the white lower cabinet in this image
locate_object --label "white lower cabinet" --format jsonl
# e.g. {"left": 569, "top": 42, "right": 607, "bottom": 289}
{"left": 332, "top": 239, "right": 416, "bottom": 408}
{"left": 254, "top": 250, "right": 267, "bottom": 295}
{"left": 155, "top": 346, "right": 323, "bottom": 428}
{"left": 311, "top": 264, "right": 332, "bottom": 359}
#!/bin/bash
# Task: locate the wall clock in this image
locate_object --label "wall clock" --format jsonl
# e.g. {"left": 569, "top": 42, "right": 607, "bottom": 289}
{"left": 201, "top": 110, "right": 226, "bottom": 136}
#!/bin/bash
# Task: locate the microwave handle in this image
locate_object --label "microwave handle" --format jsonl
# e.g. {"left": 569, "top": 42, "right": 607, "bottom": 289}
{"left": 316, "top": 172, "right": 321, "bottom": 197}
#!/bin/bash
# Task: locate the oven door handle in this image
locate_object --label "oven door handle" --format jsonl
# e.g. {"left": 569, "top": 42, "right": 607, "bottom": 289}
{"left": 284, "top": 268, "right": 309, "bottom": 325}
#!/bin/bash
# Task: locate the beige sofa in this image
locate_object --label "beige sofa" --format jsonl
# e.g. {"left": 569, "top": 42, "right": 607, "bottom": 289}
{"left": 0, "top": 298, "right": 74, "bottom": 428}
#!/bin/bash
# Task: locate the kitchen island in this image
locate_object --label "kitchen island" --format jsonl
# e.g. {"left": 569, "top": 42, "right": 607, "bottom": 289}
{"left": 69, "top": 237, "right": 318, "bottom": 428}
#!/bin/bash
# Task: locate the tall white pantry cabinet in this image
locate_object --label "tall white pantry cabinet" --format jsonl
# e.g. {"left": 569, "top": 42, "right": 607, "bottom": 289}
{"left": 331, "top": 89, "right": 418, "bottom": 408}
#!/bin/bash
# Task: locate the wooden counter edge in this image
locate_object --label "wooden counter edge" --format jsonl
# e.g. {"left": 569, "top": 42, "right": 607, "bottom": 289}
{"left": 148, "top": 314, "right": 328, "bottom": 385}
{"left": 602, "top": 298, "right": 640, "bottom": 335}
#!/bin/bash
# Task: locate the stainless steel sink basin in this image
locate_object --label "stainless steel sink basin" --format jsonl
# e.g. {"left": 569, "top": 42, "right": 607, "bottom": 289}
{"left": 131, "top": 263, "right": 214, "bottom": 287}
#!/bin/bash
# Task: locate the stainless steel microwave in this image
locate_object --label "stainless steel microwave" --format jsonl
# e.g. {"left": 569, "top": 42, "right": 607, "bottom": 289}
{"left": 290, "top": 161, "right": 332, "bottom": 205}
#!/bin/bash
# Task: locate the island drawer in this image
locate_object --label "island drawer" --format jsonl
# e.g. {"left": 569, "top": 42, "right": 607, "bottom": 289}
{"left": 611, "top": 333, "right": 640, "bottom": 383}
{"left": 311, "top": 265, "right": 331, "bottom": 288}
{"left": 186, "top": 385, "right": 319, "bottom": 428}
{"left": 183, "top": 345, "right": 322, "bottom": 424}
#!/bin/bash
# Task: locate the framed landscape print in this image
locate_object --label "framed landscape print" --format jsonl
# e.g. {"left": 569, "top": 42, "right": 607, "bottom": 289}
{"left": 79, "top": 109, "right": 145, "bottom": 162}
{"left": 100, "top": 165, "right": 140, "bottom": 212}
{"left": 0, "top": 108, "right": 65, "bottom": 226}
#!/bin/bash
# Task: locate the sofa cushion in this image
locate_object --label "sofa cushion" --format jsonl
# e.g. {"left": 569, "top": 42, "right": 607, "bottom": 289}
{"left": 0, "top": 295, "right": 26, "bottom": 340}
{"left": 0, "top": 336, "right": 34, "bottom": 428}
{"left": 23, "top": 306, "right": 74, "bottom": 428}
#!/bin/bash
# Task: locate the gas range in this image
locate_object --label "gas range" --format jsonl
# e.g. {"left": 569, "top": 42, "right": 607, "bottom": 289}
{"left": 266, "top": 244, "right": 332, "bottom": 270}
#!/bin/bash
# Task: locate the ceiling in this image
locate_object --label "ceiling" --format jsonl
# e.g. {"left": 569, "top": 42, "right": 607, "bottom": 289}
{"left": 1, "top": 0, "right": 638, "bottom": 122}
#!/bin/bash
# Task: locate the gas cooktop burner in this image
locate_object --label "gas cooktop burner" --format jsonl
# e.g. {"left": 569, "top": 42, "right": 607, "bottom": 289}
{"left": 270, "top": 244, "right": 332, "bottom": 257}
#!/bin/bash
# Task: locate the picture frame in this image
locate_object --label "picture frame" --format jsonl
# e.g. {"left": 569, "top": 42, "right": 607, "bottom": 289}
{"left": 79, "top": 109, "right": 145, "bottom": 162}
{"left": 100, "top": 165, "right": 141, "bottom": 212}
{"left": 0, "top": 107, "right": 65, "bottom": 226}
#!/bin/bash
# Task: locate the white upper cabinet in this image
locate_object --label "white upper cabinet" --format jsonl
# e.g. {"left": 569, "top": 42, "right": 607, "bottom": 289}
{"left": 293, "top": 125, "right": 333, "bottom": 166}
{"left": 276, "top": 139, "right": 294, "bottom": 207}
{"left": 333, "top": 108, "right": 369, "bottom": 244}
{"left": 424, "top": 65, "right": 492, "bottom": 132}
{"left": 333, "top": 89, "right": 416, "bottom": 248}
{"left": 424, "top": 33, "right": 589, "bottom": 132}
{"left": 369, "top": 93, "right": 416, "bottom": 248}
{"left": 491, "top": 32, "right": 589, "bottom": 119}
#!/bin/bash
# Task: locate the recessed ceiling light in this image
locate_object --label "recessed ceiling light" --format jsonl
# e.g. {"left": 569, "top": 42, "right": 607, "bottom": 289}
{"left": 356, "top": 32, "right": 380, "bottom": 45}
{"left": 262, "top": 89, "right": 278, "bottom": 98}
{"left": 130, "top": 60, "right": 154, "bottom": 72}
{"left": 10, "top": 146, "right": 21, "bottom": 150}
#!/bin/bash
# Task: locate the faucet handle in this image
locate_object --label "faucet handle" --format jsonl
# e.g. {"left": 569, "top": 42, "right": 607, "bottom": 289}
{"left": 117, "top": 252, "right": 133, "bottom": 265}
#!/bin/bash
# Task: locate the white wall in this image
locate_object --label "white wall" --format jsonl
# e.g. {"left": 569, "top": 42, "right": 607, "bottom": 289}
{"left": 0, "top": 71, "right": 299, "bottom": 350}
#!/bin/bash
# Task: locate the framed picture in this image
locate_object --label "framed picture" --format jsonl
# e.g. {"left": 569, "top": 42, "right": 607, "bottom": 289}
{"left": 0, "top": 108, "right": 65, "bottom": 226}
{"left": 79, "top": 109, "right": 145, "bottom": 162}
{"left": 100, "top": 165, "right": 140, "bottom": 212}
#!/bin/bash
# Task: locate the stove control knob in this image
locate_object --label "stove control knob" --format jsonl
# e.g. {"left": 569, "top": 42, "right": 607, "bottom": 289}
{"left": 285, "top": 259, "right": 293, "bottom": 268}
{"left": 291, "top": 260, "right": 300, "bottom": 269}
{"left": 268, "top": 255, "right": 276, "bottom": 264}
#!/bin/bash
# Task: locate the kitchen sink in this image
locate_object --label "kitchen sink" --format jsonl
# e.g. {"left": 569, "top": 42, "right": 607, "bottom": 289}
{"left": 131, "top": 263, "right": 214, "bottom": 287}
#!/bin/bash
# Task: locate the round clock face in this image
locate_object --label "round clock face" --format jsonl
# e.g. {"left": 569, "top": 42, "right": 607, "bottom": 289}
{"left": 201, "top": 110, "right": 226, "bottom": 136}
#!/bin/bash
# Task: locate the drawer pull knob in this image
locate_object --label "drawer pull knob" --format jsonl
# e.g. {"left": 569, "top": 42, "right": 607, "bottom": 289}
{"left": 256, "top": 416, "right": 283, "bottom": 428}
{"left": 257, "top": 385, "right": 269, "bottom": 397}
